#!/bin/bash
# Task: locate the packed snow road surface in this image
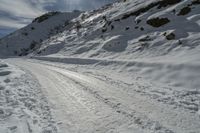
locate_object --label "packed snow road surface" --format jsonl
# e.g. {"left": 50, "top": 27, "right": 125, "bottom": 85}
{"left": 6, "top": 58, "right": 200, "bottom": 133}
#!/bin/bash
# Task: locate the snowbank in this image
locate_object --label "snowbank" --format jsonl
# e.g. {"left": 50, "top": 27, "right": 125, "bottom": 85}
{"left": 32, "top": 56, "right": 200, "bottom": 90}
{"left": 0, "top": 60, "right": 57, "bottom": 133}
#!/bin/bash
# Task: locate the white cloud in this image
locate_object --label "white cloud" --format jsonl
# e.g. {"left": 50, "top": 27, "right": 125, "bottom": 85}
{"left": 0, "top": 0, "right": 57, "bottom": 29}
{"left": 0, "top": 20, "right": 25, "bottom": 29}
{"left": 0, "top": 0, "right": 45, "bottom": 18}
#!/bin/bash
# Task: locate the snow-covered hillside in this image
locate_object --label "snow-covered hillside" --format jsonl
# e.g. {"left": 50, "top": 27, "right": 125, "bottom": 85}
{"left": 1, "top": 0, "right": 199, "bottom": 59}
{"left": 0, "top": 11, "right": 81, "bottom": 56}
{"left": 28, "top": 0, "right": 200, "bottom": 89}
{"left": 30, "top": 0, "right": 200, "bottom": 59}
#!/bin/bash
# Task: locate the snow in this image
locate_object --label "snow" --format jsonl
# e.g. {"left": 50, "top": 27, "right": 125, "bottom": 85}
{"left": 21, "top": 0, "right": 198, "bottom": 63}
{"left": 4, "top": 58, "right": 200, "bottom": 133}
{"left": 0, "top": 0, "right": 200, "bottom": 132}
{"left": 31, "top": 55, "right": 200, "bottom": 89}
{"left": 0, "top": 59, "right": 57, "bottom": 133}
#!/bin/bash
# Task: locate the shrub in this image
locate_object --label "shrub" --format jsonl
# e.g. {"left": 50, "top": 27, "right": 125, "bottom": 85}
{"left": 192, "top": 0, "right": 200, "bottom": 5}
{"left": 19, "top": 48, "right": 29, "bottom": 56}
{"left": 140, "top": 27, "right": 144, "bottom": 31}
{"left": 22, "top": 32, "right": 28, "bottom": 36}
{"left": 31, "top": 27, "right": 35, "bottom": 30}
{"left": 65, "top": 21, "right": 69, "bottom": 26}
{"left": 135, "top": 26, "right": 139, "bottom": 29}
{"left": 139, "top": 36, "right": 152, "bottom": 42}
{"left": 107, "top": 21, "right": 112, "bottom": 26}
{"left": 178, "top": 6, "right": 191, "bottom": 16}
{"left": 37, "top": 51, "right": 42, "bottom": 54}
{"left": 135, "top": 19, "right": 141, "bottom": 24}
{"left": 76, "top": 24, "right": 81, "bottom": 31}
{"left": 102, "top": 16, "right": 107, "bottom": 21}
{"left": 32, "top": 11, "right": 60, "bottom": 23}
{"left": 111, "top": 25, "right": 114, "bottom": 30}
{"left": 125, "top": 27, "right": 130, "bottom": 31}
{"left": 120, "top": 0, "right": 181, "bottom": 20}
{"left": 102, "top": 28, "right": 107, "bottom": 33}
{"left": 114, "top": 19, "right": 120, "bottom": 22}
{"left": 30, "top": 41, "right": 37, "bottom": 50}
{"left": 157, "top": 0, "right": 181, "bottom": 9}
{"left": 178, "top": 40, "right": 182, "bottom": 44}
{"left": 147, "top": 17, "right": 170, "bottom": 27}
{"left": 165, "top": 33, "right": 175, "bottom": 40}
{"left": 80, "top": 13, "right": 86, "bottom": 20}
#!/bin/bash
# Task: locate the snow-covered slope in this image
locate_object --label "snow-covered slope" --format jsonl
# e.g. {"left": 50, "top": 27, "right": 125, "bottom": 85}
{"left": 30, "top": 0, "right": 200, "bottom": 60}
{"left": 1, "top": 0, "right": 199, "bottom": 59}
{"left": 26, "top": 0, "right": 199, "bottom": 90}
{"left": 0, "top": 11, "right": 81, "bottom": 56}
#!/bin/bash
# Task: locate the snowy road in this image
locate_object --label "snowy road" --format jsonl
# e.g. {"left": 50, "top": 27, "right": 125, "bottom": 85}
{"left": 7, "top": 58, "right": 200, "bottom": 133}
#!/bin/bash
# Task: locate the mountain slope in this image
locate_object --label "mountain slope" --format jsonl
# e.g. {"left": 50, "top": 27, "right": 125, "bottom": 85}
{"left": 30, "top": 0, "right": 200, "bottom": 60}
{"left": 1, "top": 0, "right": 199, "bottom": 59}
{"left": 0, "top": 11, "right": 81, "bottom": 56}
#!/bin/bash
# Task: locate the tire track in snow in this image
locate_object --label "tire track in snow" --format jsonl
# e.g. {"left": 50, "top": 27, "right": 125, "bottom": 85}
{"left": 8, "top": 58, "right": 200, "bottom": 133}
{"left": 48, "top": 67, "right": 175, "bottom": 133}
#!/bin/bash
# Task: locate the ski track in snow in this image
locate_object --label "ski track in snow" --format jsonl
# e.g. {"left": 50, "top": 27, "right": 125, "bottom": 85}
{"left": 3, "top": 58, "right": 200, "bottom": 133}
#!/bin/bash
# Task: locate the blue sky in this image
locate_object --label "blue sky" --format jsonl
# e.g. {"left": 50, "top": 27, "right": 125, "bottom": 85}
{"left": 0, "top": 0, "right": 116, "bottom": 38}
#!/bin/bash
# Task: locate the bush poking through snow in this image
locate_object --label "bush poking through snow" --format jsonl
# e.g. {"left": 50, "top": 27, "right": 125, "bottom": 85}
{"left": 165, "top": 32, "right": 176, "bottom": 40}
{"left": 22, "top": 32, "right": 28, "bottom": 36}
{"left": 139, "top": 36, "right": 152, "bottom": 42}
{"left": 157, "top": 0, "right": 181, "bottom": 9}
{"left": 147, "top": 17, "right": 170, "bottom": 27}
{"left": 120, "top": 0, "right": 181, "bottom": 20}
{"left": 102, "top": 28, "right": 107, "bottom": 33}
{"left": 192, "top": 0, "right": 200, "bottom": 5}
{"left": 111, "top": 25, "right": 114, "bottom": 30}
{"left": 178, "top": 6, "right": 191, "bottom": 16}
{"left": 125, "top": 27, "right": 130, "bottom": 31}
{"left": 31, "top": 27, "right": 35, "bottom": 30}
{"left": 135, "top": 26, "right": 139, "bottom": 29}
{"left": 135, "top": 19, "right": 142, "bottom": 24}
{"left": 30, "top": 41, "right": 37, "bottom": 50}
{"left": 19, "top": 48, "right": 29, "bottom": 56}
{"left": 32, "top": 12, "right": 60, "bottom": 23}
{"left": 103, "top": 16, "right": 107, "bottom": 20}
